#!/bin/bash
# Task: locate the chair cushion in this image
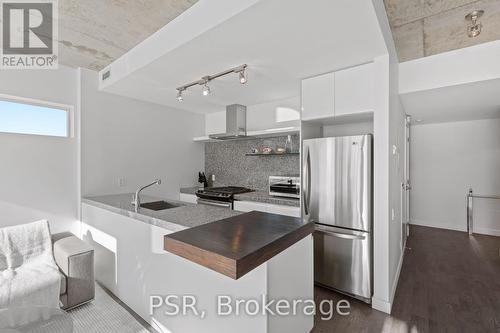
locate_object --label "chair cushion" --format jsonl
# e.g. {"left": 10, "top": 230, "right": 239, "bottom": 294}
{"left": 0, "top": 260, "right": 61, "bottom": 308}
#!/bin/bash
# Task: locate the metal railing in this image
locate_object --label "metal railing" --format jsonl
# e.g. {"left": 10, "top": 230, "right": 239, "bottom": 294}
{"left": 466, "top": 188, "right": 500, "bottom": 235}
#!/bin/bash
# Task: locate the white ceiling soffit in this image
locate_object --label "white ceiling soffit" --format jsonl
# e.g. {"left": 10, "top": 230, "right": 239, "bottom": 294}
{"left": 99, "top": 0, "right": 387, "bottom": 114}
{"left": 400, "top": 40, "right": 500, "bottom": 124}
{"left": 401, "top": 78, "right": 500, "bottom": 124}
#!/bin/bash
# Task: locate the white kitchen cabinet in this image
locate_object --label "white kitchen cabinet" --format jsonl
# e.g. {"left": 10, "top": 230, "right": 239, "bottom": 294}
{"left": 334, "top": 62, "right": 374, "bottom": 116}
{"left": 301, "top": 72, "right": 335, "bottom": 121}
{"left": 234, "top": 200, "right": 301, "bottom": 218}
{"left": 179, "top": 193, "right": 197, "bottom": 204}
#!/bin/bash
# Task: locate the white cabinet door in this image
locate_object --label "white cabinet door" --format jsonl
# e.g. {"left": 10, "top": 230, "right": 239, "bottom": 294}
{"left": 334, "top": 63, "right": 374, "bottom": 116}
{"left": 301, "top": 72, "right": 335, "bottom": 121}
{"left": 234, "top": 201, "right": 300, "bottom": 218}
{"left": 234, "top": 201, "right": 268, "bottom": 213}
{"left": 179, "top": 193, "right": 197, "bottom": 204}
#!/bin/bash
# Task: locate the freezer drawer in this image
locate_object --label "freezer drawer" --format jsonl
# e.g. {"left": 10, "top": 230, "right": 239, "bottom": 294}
{"left": 314, "top": 224, "right": 372, "bottom": 302}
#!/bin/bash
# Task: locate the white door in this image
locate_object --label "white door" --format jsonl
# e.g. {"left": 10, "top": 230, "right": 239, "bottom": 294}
{"left": 403, "top": 116, "right": 411, "bottom": 243}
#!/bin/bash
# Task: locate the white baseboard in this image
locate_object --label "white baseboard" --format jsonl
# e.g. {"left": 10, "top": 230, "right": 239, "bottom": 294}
{"left": 410, "top": 219, "right": 465, "bottom": 232}
{"left": 390, "top": 247, "right": 405, "bottom": 306}
{"left": 410, "top": 219, "right": 500, "bottom": 237}
{"left": 371, "top": 297, "right": 391, "bottom": 314}
{"left": 473, "top": 227, "right": 500, "bottom": 237}
{"left": 371, "top": 243, "right": 406, "bottom": 315}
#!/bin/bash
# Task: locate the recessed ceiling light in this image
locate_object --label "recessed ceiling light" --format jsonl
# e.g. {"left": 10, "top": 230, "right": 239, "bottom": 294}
{"left": 465, "top": 10, "right": 484, "bottom": 38}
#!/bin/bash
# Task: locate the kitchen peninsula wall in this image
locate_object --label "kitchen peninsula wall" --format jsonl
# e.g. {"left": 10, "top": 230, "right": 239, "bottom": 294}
{"left": 205, "top": 135, "right": 300, "bottom": 190}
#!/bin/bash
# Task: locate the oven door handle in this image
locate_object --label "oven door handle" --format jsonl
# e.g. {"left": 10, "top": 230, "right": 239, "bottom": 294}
{"left": 197, "top": 198, "right": 232, "bottom": 208}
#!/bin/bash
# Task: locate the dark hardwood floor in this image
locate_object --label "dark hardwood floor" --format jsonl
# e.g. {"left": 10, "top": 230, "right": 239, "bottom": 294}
{"left": 312, "top": 225, "right": 500, "bottom": 332}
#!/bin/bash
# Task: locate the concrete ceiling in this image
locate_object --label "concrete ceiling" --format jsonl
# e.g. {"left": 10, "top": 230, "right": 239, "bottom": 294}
{"left": 58, "top": 0, "right": 198, "bottom": 70}
{"left": 384, "top": 0, "right": 500, "bottom": 62}
{"left": 100, "top": 0, "right": 388, "bottom": 114}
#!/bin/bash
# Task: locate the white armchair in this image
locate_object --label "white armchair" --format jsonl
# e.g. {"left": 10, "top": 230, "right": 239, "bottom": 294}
{"left": 0, "top": 220, "right": 94, "bottom": 310}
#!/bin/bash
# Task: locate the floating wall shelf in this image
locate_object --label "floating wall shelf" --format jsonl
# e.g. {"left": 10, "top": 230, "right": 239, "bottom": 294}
{"left": 245, "top": 152, "right": 300, "bottom": 156}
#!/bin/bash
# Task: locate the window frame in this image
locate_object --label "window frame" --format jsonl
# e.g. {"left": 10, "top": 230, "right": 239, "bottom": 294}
{"left": 0, "top": 93, "right": 74, "bottom": 138}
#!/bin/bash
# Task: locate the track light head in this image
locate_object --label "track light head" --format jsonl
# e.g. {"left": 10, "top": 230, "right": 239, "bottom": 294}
{"left": 202, "top": 82, "right": 211, "bottom": 96}
{"left": 466, "top": 10, "right": 484, "bottom": 37}
{"left": 238, "top": 69, "right": 247, "bottom": 84}
{"left": 176, "top": 89, "right": 184, "bottom": 102}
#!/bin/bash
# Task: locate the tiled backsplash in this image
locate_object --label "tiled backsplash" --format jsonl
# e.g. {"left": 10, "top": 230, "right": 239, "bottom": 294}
{"left": 205, "top": 135, "right": 300, "bottom": 190}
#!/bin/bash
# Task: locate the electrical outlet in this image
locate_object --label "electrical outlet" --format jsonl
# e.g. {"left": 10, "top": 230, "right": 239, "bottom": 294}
{"left": 118, "top": 178, "right": 126, "bottom": 187}
{"left": 391, "top": 208, "right": 395, "bottom": 221}
{"left": 211, "top": 174, "right": 216, "bottom": 182}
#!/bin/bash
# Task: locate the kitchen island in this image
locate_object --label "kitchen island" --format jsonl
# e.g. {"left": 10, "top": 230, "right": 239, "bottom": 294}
{"left": 82, "top": 194, "right": 313, "bottom": 333}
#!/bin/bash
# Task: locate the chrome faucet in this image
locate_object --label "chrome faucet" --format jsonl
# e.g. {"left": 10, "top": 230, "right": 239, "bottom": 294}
{"left": 132, "top": 179, "right": 162, "bottom": 210}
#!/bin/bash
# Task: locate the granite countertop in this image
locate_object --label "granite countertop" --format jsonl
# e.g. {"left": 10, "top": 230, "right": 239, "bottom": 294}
{"left": 180, "top": 187, "right": 300, "bottom": 207}
{"left": 82, "top": 194, "right": 242, "bottom": 232}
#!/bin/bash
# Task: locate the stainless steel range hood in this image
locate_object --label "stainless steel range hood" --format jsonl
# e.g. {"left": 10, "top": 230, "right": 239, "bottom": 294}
{"left": 208, "top": 104, "right": 247, "bottom": 140}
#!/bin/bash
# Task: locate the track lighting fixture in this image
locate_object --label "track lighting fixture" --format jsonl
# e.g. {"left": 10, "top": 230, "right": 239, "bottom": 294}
{"left": 175, "top": 64, "right": 247, "bottom": 101}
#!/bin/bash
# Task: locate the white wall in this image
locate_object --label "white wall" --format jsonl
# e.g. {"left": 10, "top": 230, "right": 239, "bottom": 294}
{"left": 81, "top": 69, "right": 205, "bottom": 199}
{"left": 322, "top": 121, "right": 373, "bottom": 137}
{"left": 410, "top": 119, "right": 500, "bottom": 235}
{"left": 371, "top": 0, "right": 406, "bottom": 312}
{"left": 0, "top": 66, "right": 80, "bottom": 234}
{"left": 205, "top": 96, "right": 300, "bottom": 135}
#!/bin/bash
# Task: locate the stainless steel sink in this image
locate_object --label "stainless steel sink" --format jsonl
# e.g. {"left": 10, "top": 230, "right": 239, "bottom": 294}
{"left": 139, "top": 201, "right": 180, "bottom": 211}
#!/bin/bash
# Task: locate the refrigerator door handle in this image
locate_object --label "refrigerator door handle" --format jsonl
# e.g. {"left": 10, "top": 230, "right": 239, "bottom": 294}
{"left": 303, "top": 145, "right": 311, "bottom": 216}
{"left": 315, "top": 225, "right": 366, "bottom": 240}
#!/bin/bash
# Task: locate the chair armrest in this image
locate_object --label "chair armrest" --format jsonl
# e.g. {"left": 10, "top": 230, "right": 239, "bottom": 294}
{"left": 53, "top": 234, "right": 95, "bottom": 309}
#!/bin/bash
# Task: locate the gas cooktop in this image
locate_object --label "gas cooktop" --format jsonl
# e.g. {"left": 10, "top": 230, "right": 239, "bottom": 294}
{"left": 196, "top": 186, "right": 253, "bottom": 201}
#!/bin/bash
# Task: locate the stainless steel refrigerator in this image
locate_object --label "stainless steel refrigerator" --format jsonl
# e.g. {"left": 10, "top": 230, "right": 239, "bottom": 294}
{"left": 302, "top": 135, "right": 372, "bottom": 303}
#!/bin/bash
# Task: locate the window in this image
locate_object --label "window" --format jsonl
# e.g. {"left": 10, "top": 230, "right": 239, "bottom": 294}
{"left": 0, "top": 96, "right": 71, "bottom": 137}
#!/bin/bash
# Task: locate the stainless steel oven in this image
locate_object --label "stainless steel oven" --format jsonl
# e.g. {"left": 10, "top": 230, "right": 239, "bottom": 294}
{"left": 269, "top": 176, "right": 300, "bottom": 199}
{"left": 195, "top": 186, "right": 253, "bottom": 209}
{"left": 196, "top": 198, "right": 232, "bottom": 209}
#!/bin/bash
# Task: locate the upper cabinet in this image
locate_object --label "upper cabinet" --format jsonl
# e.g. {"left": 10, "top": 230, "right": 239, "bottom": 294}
{"left": 301, "top": 62, "right": 373, "bottom": 121}
{"left": 301, "top": 72, "right": 335, "bottom": 121}
{"left": 334, "top": 63, "right": 374, "bottom": 116}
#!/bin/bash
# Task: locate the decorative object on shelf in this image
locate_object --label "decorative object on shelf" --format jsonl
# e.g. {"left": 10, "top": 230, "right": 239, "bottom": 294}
{"left": 245, "top": 152, "right": 299, "bottom": 156}
{"left": 285, "top": 135, "right": 293, "bottom": 153}
{"left": 176, "top": 64, "right": 247, "bottom": 101}
{"left": 198, "top": 172, "right": 208, "bottom": 188}
{"left": 276, "top": 147, "right": 286, "bottom": 154}
{"left": 250, "top": 148, "right": 259, "bottom": 154}
{"left": 261, "top": 147, "right": 273, "bottom": 154}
